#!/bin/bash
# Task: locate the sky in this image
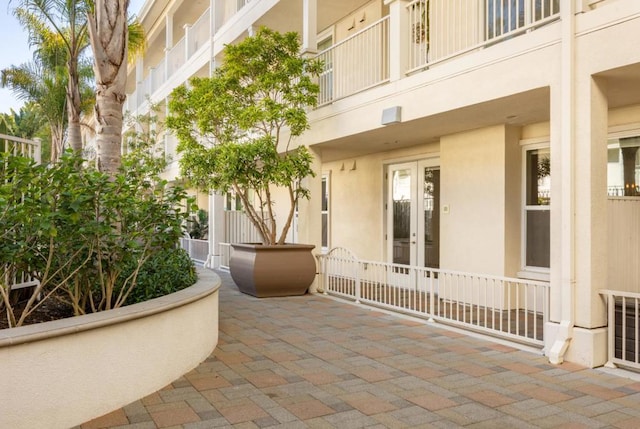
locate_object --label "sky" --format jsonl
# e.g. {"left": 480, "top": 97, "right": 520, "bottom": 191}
{"left": 0, "top": 0, "right": 146, "bottom": 115}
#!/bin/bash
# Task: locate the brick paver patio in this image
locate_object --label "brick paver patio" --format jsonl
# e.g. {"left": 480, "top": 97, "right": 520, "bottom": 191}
{"left": 80, "top": 270, "right": 640, "bottom": 428}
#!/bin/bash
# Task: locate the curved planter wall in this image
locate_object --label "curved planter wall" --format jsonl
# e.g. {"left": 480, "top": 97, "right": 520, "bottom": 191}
{"left": 0, "top": 267, "right": 221, "bottom": 429}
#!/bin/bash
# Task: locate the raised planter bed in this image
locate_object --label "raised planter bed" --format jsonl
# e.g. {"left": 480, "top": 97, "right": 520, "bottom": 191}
{"left": 0, "top": 267, "right": 221, "bottom": 429}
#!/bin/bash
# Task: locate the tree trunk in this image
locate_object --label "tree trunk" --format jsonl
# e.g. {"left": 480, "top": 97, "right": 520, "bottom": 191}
{"left": 51, "top": 123, "right": 64, "bottom": 163}
{"left": 66, "top": 58, "right": 83, "bottom": 154}
{"left": 88, "top": 0, "right": 129, "bottom": 177}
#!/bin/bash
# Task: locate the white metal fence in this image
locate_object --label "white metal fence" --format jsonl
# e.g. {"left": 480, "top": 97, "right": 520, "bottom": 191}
{"left": 219, "top": 210, "right": 262, "bottom": 269}
{"left": 215, "top": 0, "right": 254, "bottom": 31}
{"left": 318, "top": 247, "right": 549, "bottom": 346}
{"left": 188, "top": 8, "right": 211, "bottom": 56}
{"left": 600, "top": 290, "right": 640, "bottom": 371}
{"left": 0, "top": 134, "right": 41, "bottom": 164}
{"left": 406, "top": 0, "right": 560, "bottom": 73}
{"left": 180, "top": 237, "right": 209, "bottom": 265}
{"left": 150, "top": 58, "right": 167, "bottom": 94}
{"left": 167, "top": 36, "right": 186, "bottom": 79}
{"left": 316, "top": 16, "right": 390, "bottom": 106}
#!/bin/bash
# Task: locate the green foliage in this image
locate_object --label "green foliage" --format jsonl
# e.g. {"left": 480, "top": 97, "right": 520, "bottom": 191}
{"left": 167, "top": 28, "right": 322, "bottom": 245}
{"left": 187, "top": 209, "right": 208, "bottom": 240}
{"left": 124, "top": 247, "right": 197, "bottom": 305}
{"left": 0, "top": 146, "right": 192, "bottom": 326}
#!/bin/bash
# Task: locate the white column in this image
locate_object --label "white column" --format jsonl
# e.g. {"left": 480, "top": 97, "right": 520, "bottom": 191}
{"left": 135, "top": 57, "right": 144, "bottom": 84}
{"left": 385, "top": 0, "right": 409, "bottom": 82}
{"left": 165, "top": 13, "right": 174, "bottom": 78}
{"left": 296, "top": 147, "right": 323, "bottom": 292}
{"left": 302, "top": 0, "right": 317, "bottom": 54}
{"left": 184, "top": 24, "right": 192, "bottom": 59}
{"left": 548, "top": 0, "right": 576, "bottom": 365}
{"left": 165, "top": 13, "right": 174, "bottom": 49}
{"left": 206, "top": 192, "right": 226, "bottom": 269}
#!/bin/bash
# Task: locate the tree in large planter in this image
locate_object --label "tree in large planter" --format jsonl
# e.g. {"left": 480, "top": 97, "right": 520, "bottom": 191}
{"left": 167, "top": 28, "right": 322, "bottom": 297}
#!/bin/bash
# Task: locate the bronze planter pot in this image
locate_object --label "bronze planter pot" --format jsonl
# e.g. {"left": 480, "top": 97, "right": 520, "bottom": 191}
{"left": 229, "top": 243, "right": 316, "bottom": 297}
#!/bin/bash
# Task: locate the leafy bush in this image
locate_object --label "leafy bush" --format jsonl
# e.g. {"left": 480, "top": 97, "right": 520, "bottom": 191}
{"left": 124, "top": 247, "right": 197, "bottom": 305}
{"left": 0, "top": 150, "right": 193, "bottom": 326}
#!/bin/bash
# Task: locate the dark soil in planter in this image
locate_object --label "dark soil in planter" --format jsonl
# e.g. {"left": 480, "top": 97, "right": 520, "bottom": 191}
{"left": 0, "top": 294, "right": 75, "bottom": 330}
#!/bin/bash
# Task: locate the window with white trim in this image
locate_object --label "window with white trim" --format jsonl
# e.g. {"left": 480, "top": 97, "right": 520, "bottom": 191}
{"left": 523, "top": 146, "right": 550, "bottom": 270}
{"left": 321, "top": 174, "right": 330, "bottom": 251}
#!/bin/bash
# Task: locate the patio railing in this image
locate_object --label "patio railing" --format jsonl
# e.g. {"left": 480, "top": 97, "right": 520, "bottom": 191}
{"left": 0, "top": 134, "right": 41, "bottom": 164}
{"left": 127, "top": 0, "right": 561, "bottom": 113}
{"left": 406, "top": 0, "right": 560, "bottom": 73}
{"left": 180, "top": 237, "right": 209, "bottom": 265}
{"left": 600, "top": 289, "right": 640, "bottom": 371}
{"left": 318, "top": 247, "right": 549, "bottom": 347}
{"left": 316, "top": 16, "right": 390, "bottom": 106}
{"left": 215, "top": 0, "right": 254, "bottom": 31}
{"left": 188, "top": 8, "right": 211, "bottom": 57}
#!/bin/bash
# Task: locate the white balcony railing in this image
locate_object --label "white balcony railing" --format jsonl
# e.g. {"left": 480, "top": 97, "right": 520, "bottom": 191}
{"left": 188, "top": 8, "right": 211, "bottom": 57}
{"left": 218, "top": 210, "right": 263, "bottom": 269}
{"left": 318, "top": 247, "right": 549, "bottom": 346}
{"left": 0, "top": 134, "right": 41, "bottom": 164}
{"left": 180, "top": 237, "right": 209, "bottom": 265}
{"left": 150, "top": 58, "right": 166, "bottom": 94}
{"left": 127, "top": 0, "right": 560, "bottom": 113}
{"left": 215, "top": 0, "right": 254, "bottom": 31}
{"left": 316, "top": 16, "right": 390, "bottom": 106}
{"left": 167, "top": 36, "right": 186, "bottom": 79}
{"left": 407, "top": 0, "right": 560, "bottom": 72}
{"left": 600, "top": 290, "right": 640, "bottom": 371}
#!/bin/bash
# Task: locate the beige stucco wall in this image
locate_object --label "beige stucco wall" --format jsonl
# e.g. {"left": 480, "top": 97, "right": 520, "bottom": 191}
{"left": 440, "top": 125, "right": 520, "bottom": 275}
{"left": 0, "top": 268, "right": 220, "bottom": 429}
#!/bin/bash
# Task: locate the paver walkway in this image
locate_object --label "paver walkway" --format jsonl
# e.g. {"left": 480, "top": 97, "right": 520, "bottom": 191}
{"left": 81, "top": 270, "right": 640, "bottom": 428}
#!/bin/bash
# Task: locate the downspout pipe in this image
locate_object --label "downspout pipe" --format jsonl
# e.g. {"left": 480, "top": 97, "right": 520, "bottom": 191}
{"left": 548, "top": 0, "right": 577, "bottom": 365}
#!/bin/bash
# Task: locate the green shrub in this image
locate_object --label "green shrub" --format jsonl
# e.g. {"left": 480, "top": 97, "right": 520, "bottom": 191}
{"left": 124, "top": 247, "right": 197, "bottom": 305}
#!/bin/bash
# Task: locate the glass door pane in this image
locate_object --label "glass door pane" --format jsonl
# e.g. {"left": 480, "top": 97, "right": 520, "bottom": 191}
{"left": 391, "top": 168, "right": 413, "bottom": 265}
{"left": 423, "top": 167, "right": 440, "bottom": 268}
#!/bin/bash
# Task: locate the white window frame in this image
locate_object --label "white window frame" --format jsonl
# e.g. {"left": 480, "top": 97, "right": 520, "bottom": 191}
{"left": 519, "top": 140, "right": 551, "bottom": 280}
{"left": 321, "top": 172, "right": 331, "bottom": 253}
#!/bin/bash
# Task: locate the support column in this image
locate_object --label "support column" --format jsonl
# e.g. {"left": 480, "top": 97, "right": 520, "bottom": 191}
{"left": 548, "top": 0, "right": 576, "bottom": 365}
{"left": 302, "top": 0, "right": 317, "bottom": 54}
{"left": 206, "top": 192, "right": 226, "bottom": 269}
{"left": 572, "top": 75, "right": 608, "bottom": 350}
{"left": 165, "top": 13, "right": 174, "bottom": 78}
{"left": 296, "top": 147, "right": 323, "bottom": 292}
{"left": 385, "top": 0, "right": 409, "bottom": 82}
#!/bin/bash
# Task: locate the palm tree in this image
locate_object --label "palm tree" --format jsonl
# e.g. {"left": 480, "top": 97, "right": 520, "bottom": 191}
{"left": 88, "top": 0, "right": 144, "bottom": 176}
{"left": 11, "top": 0, "right": 92, "bottom": 154}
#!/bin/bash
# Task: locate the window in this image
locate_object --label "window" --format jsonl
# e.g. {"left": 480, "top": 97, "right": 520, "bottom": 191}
{"left": 523, "top": 147, "right": 550, "bottom": 270}
{"left": 607, "top": 136, "right": 640, "bottom": 197}
{"left": 321, "top": 174, "right": 330, "bottom": 250}
{"left": 225, "top": 190, "right": 243, "bottom": 211}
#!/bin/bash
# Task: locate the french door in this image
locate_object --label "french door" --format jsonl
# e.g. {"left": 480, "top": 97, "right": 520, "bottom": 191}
{"left": 386, "top": 160, "right": 440, "bottom": 269}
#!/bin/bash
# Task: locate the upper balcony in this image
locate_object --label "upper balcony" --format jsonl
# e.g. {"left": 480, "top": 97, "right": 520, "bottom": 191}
{"left": 126, "top": 0, "right": 561, "bottom": 115}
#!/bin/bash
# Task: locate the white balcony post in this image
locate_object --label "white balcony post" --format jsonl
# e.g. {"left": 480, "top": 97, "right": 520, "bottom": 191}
{"left": 207, "top": 192, "right": 226, "bottom": 269}
{"left": 33, "top": 138, "right": 41, "bottom": 165}
{"left": 165, "top": 13, "right": 174, "bottom": 49}
{"left": 302, "top": 0, "right": 317, "bottom": 54}
{"left": 296, "top": 146, "right": 323, "bottom": 292}
{"left": 184, "top": 23, "right": 192, "bottom": 59}
{"left": 385, "top": 0, "right": 410, "bottom": 82}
